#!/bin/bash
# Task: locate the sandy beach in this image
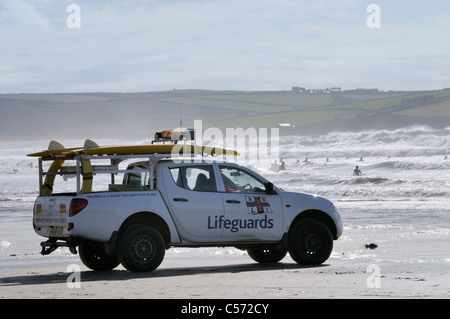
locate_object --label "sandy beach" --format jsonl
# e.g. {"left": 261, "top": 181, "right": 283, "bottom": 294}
{"left": 1, "top": 228, "right": 449, "bottom": 299}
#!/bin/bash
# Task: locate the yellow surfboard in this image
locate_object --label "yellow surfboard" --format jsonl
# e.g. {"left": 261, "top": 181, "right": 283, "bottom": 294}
{"left": 28, "top": 140, "right": 239, "bottom": 157}
{"left": 27, "top": 145, "right": 83, "bottom": 157}
{"left": 79, "top": 144, "right": 240, "bottom": 156}
{"left": 27, "top": 139, "right": 99, "bottom": 158}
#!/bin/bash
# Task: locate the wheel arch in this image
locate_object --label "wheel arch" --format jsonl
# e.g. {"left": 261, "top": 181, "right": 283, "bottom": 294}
{"left": 289, "top": 210, "right": 338, "bottom": 240}
{"left": 119, "top": 211, "right": 171, "bottom": 246}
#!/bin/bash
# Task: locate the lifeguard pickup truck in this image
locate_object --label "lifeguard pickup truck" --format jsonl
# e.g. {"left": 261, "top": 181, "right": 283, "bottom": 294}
{"left": 28, "top": 139, "right": 343, "bottom": 272}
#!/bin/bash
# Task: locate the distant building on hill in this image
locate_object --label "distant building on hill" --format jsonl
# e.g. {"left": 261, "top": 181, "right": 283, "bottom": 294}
{"left": 291, "top": 87, "right": 306, "bottom": 93}
{"left": 292, "top": 86, "right": 341, "bottom": 94}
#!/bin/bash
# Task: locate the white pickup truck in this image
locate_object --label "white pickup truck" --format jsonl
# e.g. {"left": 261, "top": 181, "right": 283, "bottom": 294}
{"left": 29, "top": 140, "right": 343, "bottom": 272}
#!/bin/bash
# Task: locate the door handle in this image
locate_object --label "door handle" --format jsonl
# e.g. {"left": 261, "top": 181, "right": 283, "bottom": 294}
{"left": 226, "top": 199, "right": 241, "bottom": 204}
{"left": 173, "top": 198, "right": 188, "bottom": 202}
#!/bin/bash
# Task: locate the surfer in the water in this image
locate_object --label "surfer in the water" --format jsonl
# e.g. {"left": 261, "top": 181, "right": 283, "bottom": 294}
{"left": 270, "top": 160, "right": 279, "bottom": 172}
{"left": 353, "top": 165, "right": 362, "bottom": 176}
{"left": 278, "top": 160, "right": 286, "bottom": 172}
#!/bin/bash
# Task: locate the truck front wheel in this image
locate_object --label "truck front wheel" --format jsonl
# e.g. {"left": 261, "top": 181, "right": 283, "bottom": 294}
{"left": 118, "top": 225, "right": 165, "bottom": 272}
{"left": 288, "top": 219, "right": 333, "bottom": 265}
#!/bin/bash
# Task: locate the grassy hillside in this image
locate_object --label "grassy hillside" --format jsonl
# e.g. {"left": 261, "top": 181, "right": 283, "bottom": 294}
{"left": 1, "top": 88, "right": 449, "bottom": 139}
{"left": 394, "top": 99, "right": 450, "bottom": 117}
{"left": 206, "top": 88, "right": 450, "bottom": 131}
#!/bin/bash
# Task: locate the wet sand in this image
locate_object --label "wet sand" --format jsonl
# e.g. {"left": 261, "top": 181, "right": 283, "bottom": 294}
{"left": 1, "top": 234, "right": 449, "bottom": 299}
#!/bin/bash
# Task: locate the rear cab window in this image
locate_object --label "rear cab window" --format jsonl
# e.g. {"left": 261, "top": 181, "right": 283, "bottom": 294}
{"left": 124, "top": 164, "right": 150, "bottom": 187}
{"left": 169, "top": 165, "right": 217, "bottom": 192}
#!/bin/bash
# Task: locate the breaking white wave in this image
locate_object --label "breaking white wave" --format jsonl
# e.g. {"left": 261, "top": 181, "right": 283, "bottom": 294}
{"left": 1, "top": 241, "right": 11, "bottom": 248}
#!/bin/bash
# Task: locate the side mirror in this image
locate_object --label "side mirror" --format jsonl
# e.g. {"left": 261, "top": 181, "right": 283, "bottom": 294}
{"left": 265, "top": 182, "right": 275, "bottom": 195}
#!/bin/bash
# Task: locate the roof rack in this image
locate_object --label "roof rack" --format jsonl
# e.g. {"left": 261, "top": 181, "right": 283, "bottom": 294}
{"left": 37, "top": 152, "right": 199, "bottom": 195}
{"left": 30, "top": 137, "right": 239, "bottom": 195}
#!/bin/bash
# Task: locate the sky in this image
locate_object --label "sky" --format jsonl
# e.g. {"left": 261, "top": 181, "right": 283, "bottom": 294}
{"left": 1, "top": 0, "right": 449, "bottom": 93}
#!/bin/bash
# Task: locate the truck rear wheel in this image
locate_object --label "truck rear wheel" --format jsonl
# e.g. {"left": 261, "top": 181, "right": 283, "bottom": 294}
{"left": 247, "top": 246, "right": 287, "bottom": 264}
{"left": 288, "top": 219, "right": 333, "bottom": 265}
{"left": 118, "top": 225, "right": 165, "bottom": 272}
{"left": 79, "top": 242, "right": 120, "bottom": 271}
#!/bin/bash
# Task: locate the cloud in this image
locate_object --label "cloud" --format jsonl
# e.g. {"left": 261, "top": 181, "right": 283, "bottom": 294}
{"left": 1, "top": 0, "right": 449, "bottom": 93}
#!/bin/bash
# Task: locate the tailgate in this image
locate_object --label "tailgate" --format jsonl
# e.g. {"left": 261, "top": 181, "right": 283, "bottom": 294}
{"left": 33, "top": 196, "right": 73, "bottom": 238}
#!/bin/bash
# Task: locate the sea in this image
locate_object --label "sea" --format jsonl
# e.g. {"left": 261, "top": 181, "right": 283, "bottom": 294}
{"left": 1, "top": 125, "right": 449, "bottom": 268}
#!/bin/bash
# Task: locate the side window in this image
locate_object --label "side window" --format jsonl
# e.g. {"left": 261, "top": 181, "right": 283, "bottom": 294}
{"left": 219, "top": 166, "right": 266, "bottom": 193}
{"left": 125, "top": 164, "right": 150, "bottom": 186}
{"left": 169, "top": 166, "right": 217, "bottom": 192}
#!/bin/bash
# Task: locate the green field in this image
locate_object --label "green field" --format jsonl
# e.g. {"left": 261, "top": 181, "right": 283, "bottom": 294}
{"left": 160, "top": 91, "right": 334, "bottom": 114}
{"left": 1, "top": 88, "right": 449, "bottom": 139}
{"left": 195, "top": 88, "right": 450, "bottom": 129}
{"left": 395, "top": 100, "right": 450, "bottom": 117}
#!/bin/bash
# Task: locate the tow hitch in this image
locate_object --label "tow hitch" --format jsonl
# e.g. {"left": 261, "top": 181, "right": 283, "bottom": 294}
{"left": 40, "top": 239, "right": 78, "bottom": 255}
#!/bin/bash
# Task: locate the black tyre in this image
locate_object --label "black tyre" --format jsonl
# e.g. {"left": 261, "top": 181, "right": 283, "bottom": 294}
{"left": 288, "top": 219, "right": 333, "bottom": 265}
{"left": 247, "top": 246, "right": 287, "bottom": 264}
{"left": 79, "top": 242, "right": 120, "bottom": 271}
{"left": 118, "top": 225, "right": 165, "bottom": 272}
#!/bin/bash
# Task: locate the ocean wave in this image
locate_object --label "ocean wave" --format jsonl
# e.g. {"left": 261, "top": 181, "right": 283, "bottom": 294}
{"left": 352, "top": 177, "right": 389, "bottom": 184}
{"left": 279, "top": 127, "right": 450, "bottom": 159}
{"left": 0, "top": 198, "right": 16, "bottom": 202}
{"left": 279, "top": 181, "right": 450, "bottom": 199}
{"left": 0, "top": 241, "right": 12, "bottom": 248}
{"left": 367, "top": 161, "right": 450, "bottom": 171}
{"left": 326, "top": 177, "right": 389, "bottom": 185}
{"left": 285, "top": 176, "right": 407, "bottom": 186}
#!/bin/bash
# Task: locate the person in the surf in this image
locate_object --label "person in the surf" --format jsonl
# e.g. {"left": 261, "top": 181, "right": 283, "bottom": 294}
{"left": 270, "top": 160, "right": 279, "bottom": 172}
{"left": 278, "top": 160, "right": 286, "bottom": 172}
{"left": 353, "top": 165, "right": 362, "bottom": 176}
